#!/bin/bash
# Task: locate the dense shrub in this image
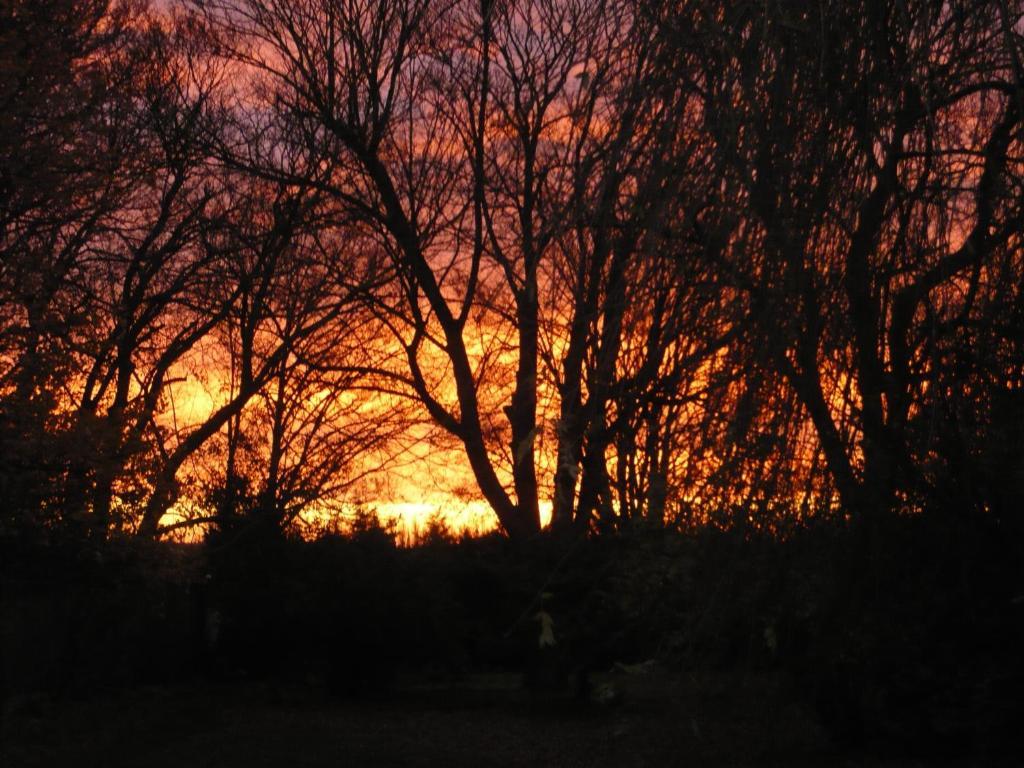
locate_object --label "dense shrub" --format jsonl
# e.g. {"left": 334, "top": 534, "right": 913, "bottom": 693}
{"left": 3, "top": 510, "right": 1020, "bottom": 758}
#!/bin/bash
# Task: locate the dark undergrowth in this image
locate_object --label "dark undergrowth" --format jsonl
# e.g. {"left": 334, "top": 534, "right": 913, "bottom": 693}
{"left": 2, "top": 510, "right": 1022, "bottom": 765}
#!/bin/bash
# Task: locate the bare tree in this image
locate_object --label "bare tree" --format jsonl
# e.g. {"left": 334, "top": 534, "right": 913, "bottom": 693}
{"left": 135, "top": 173, "right": 388, "bottom": 536}
{"left": 177, "top": 206, "right": 406, "bottom": 538}
{"left": 0, "top": 1, "right": 235, "bottom": 536}
{"left": 195, "top": 0, "right": 734, "bottom": 538}
{"left": 683, "top": 0, "right": 1024, "bottom": 518}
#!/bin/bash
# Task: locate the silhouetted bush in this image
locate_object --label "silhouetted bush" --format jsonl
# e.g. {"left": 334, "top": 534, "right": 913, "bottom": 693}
{"left": 3, "top": 509, "right": 1020, "bottom": 759}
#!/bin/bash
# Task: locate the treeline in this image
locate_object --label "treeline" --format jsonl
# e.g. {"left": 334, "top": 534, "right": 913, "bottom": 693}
{"left": 1, "top": 0, "right": 1022, "bottom": 543}
{"left": 3, "top": 513, "right": 1020, "bottom": 757}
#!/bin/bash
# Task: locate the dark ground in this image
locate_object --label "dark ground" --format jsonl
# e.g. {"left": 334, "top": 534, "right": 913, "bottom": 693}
{"left": 1, "top": 671, "right": 945, "bottom": 768}
{"left": 7, "top": 657, "right": 1013, "bottom": 768}
{"left": 3, "top": 517, "right": 1022, "bottom": 766}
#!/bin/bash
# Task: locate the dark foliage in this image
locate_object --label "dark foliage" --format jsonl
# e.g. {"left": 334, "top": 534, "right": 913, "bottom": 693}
{"left": 4, "top": 510, "right": 1022, "bottom": 760}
